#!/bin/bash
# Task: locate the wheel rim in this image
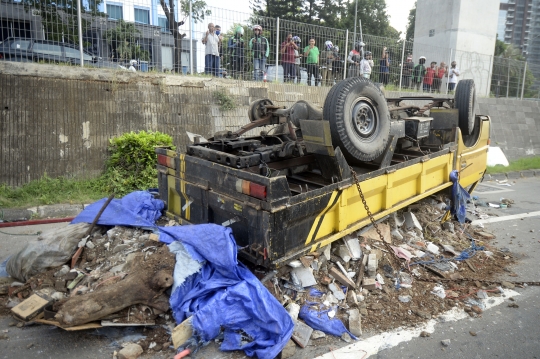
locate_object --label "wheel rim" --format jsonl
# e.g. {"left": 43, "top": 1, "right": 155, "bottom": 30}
{"left": 351, "top": 97, "right": 378, "bottom": 138}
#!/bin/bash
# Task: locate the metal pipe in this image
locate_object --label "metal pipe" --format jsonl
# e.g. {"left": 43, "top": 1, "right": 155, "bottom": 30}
{"left": 399, "top": 39, "right": 406, "bottom": 92}
{"left": 353, "top": 0, "right": 358, "bottom": 46}
{"left": 77, "top": 0, "right": 84, "bottom": 67}
{"left": 344, "top": 30, "right": 348, "bottom": 80}
{"left": 276, "top": 18, "right": 280, "bottom": 75}
{"left": 0, "top": 217, "right": 75, "bottom": 228}
{"left": 521, "top": 61, "right": 527, "bottom": 100}
{"left": 189, "top": 0, "right": 193, "bottom": 75}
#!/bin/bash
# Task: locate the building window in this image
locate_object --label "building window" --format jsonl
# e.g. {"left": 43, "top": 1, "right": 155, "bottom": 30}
{"left": 134, "top": 8, "right": 150, "bottom": 24}
{"left": 107, "top": 4, "right": 123, "bottom": 20}
{"left": 159, "top": 17, "right": 169, "bottom": 33}
{"left": 429, "top": 29, "right": 435, "bottom": 37}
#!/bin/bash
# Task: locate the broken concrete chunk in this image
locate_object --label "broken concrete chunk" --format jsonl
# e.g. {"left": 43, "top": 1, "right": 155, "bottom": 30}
{"left": 442, "top": 221, "right": 455, "bottom": 233}
{"left": 344, "top": 237, "right": 362, "bottom": 260}
{"left": 118, "top": 343, "right": 143, "bottom": 359}
{"left": 288, "top": 260, "right": 303, "bottom": 268}
{"left": 393, "top": 212, "right": 405, "bottom": 227}
{"left": 426, "top": 243, "right": 440, "bottom": 255}
{"left": 391, "top": 227, "right": 404, "bottom": 240}
{"left": 311, "top": 330, "right": 326, "bottom": 339}
{"left": 323, "top": 245, "right": 331, "bottom": 261}
{"left": 404, "top": 212, "right": 422, "bottom": 231}
{"left": 362, "top": 223, "right": 391, "bottom": 243}
{"left": 362, "top": 278, "right": 377, "bottom": 291}
{"left": 286, "top": 303, "right": 301, "bottom": 321}
{"left": 341, "top": 333, "right": 353, "bottom": 343}
{"left": 291, "top": 267, "right": 317, "bottom": 288}
{"left": 148, "top": 233, "right": 159, "bottom": 242}
{"left": 328, "top": 282, "right": 346, "bottom": 301}
{"left": 347, "top": 290, "right": 358, "bottom": 306}
{"left": 300, "top": 256, "right": 314, "bottom": 268}
{"left": 348, "top": 308, "right": 362, "bottom": 336}
{"left": 442, "top": 244, "right": 457, "bottom": 256}
{"left": 338, "top": 245, "right": 352, "bottom": 263}
{"left": 366, "top": 254, "right": 378, "bottom": 277}
{"left": 11, "top": 294, "right": 52, "bottom": 321}
{"left": 326, "top": 293, "right": 339, "bottom": 304}
{"left": 85, "top": 241, "right": 95, "bottom": 249}
{"left": 291, "top": 321, "right": 313, "bottom": 348}
{"left": 281, "top": 339, "right": 297, "bottom": 359}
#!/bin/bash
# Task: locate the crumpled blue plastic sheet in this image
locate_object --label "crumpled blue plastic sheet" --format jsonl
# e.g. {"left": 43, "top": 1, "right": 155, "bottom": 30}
{"left": 299, "top": 302, "right": 357, "bottom": 339}
{"left": 72, "top": 192, "right": 294, "bottom": 359}
{"left": 309, "top": 288, "right": 324, "bottom": 297}
{"left": 449, "top": 170, "right": 471, "bottom": 223}
{"left": 161, "top": 224, "right": 294, "bottom": 359}
{"left": 71, "top": 191, "right": 163, "bottom": 228}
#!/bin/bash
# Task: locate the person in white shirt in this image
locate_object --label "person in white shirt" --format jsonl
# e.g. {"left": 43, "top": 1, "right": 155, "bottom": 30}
{"left": 448, "top": 61, "right": 460, "bottom": 92}
{"left": 360, "top": 51, "right": 372, "bottom": 79}
{"left": 202, "top": 23, "right": 221, "bottom": 77}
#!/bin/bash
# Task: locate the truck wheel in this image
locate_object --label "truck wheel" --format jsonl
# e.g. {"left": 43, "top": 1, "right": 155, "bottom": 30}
{"left": 323, "top": 77, "right": 391, "bottom": 162}
{"left": 455, "top": 79, "right": 476, "bottom": 135}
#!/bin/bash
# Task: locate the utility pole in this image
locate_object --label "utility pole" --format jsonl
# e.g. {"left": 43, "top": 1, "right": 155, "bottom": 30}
{"left": 353, "top": 0, "right": 358, "bottom": 45}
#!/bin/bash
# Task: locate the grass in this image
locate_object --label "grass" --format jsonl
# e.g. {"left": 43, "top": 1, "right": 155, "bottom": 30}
{"left": 0, "top": 175, "right": 107, "bottom": 209}
{"left": 486, "top": 156, "right": 540, "bottom": 174}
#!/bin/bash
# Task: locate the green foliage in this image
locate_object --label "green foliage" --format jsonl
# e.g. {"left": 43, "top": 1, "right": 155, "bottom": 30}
{"left": 99, "top": 131, "right": 175, "bottom": 196}
{"left": 213, "top": 90, "right": 236, "bottom": 111}
{"left": 486, "top": 156, "right": 540, "bottom": 174}
{"left": 104, "top": 20, "right": 150, "bottom": 61}
{"left": 405, "top": 1, "right": 416, "bottom": 42}
{"left": 494, "top": 38, "right": 507, "bottom": 57}
{"left": 0, "top": 175, "right": 105, "bottom": 208}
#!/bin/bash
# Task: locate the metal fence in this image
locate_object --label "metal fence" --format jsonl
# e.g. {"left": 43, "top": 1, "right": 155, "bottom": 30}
{"left": 0, "top": 1, "right": 538, "bottom": 98}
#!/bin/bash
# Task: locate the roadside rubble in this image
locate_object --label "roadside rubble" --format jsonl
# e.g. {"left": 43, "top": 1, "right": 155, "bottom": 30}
{"left": 0, "top": 191, "right": 524, "bottom": 359}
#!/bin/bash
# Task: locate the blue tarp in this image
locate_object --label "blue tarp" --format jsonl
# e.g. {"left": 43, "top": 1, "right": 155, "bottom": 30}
{"left": 299, "top": 302, "right": 357, "bottom": 339}
{"left": 72, "top": 192, "right": 294, "bottom": 359}
{"left": 450, "top": 170, "right": 470, "bottom": 223}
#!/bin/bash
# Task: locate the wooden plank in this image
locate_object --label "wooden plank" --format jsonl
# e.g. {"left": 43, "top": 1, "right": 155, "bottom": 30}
{"left": 172, "top": 317, "right": 193, "bottom": 349}
{"left": 34, "top": 318, "right": 102, "bottom": 331}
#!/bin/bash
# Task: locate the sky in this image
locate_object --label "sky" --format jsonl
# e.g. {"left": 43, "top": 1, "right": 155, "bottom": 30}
{"left": 202, "top": 0, "right": 417, "bottom": 37}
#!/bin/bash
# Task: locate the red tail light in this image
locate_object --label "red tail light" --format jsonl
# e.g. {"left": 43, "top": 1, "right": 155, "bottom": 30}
{"left": 235, "top": 179, "right": 267, "bottom": 199}
{"left": 157, "top": 154, "right": 175, "bottom": 169}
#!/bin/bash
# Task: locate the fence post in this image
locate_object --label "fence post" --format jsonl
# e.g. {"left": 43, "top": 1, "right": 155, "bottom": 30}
{"left": 275, "top": 18, "right": 280, "bottom": 70}
{"left": 189, "top": 0, "right": 193, "bottom": 75}
{"left": 486, "top": 54, "right": 494, "bottom": 97}
{"left": 506, "top": 59, "right": 510, "bottom": 98}
{"left": 446, "top": 48, "right": 453, "bottom": 94}
{"left": 398, "top": 39, "right": 405, "bottom": 92}
{"left": 77, "top": 0, "right": 84, "bottom": 67}
{"left": 343, "top": 30, "right": 348, "bottom": 80}
{"left": 521, "top": 61, "right": 527, "bottom": 100}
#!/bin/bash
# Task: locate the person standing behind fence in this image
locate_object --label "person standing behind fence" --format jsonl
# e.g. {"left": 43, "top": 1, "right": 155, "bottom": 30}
{"left": 379, "top": 47, "right": 390, "bottom": 85}
{"left": 228, "top": 26, "right": 245, "bottom": 79}
{"left": 292, "top": 36, "right": 302, "bottom": 83}
{"left": 321, "top": 41, "right": 335, "bottom": 86}
{"left": 249, "top": 25, "right": 269, "bottom": 81}
{"left": 448, "top": 61, "right": 460, "bottom": 92}
{"left": 202, "top": 23, "right": 221, "bottom": 77}
{"left": 402, "top": 55, "right": 414, "bottom": 89}
{"left": 412, "top": 56, "right": 426, "bottom": 91}
{"left": 360, "top": 51, "right": 372, "bottom": 79}
{"left": 332, "top": 46, "right": 343, "bottom": 83}
{"left": 434, "top": 61, "right": 447, "bottom": 93}
{"left": 347, "top": 42, "right": 362, "bottom": 78}
{"left": 423, "top": 61, "right": 436, "bottom": 92}
{"left": 304, "top": 37, "right": 320, "bottom": 86}
{"left": 281, "top": 33, "right": 298, "bottom": 83}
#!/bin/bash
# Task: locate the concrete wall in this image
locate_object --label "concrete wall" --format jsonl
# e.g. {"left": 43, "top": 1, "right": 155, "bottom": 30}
{"left": 414, "top": 0, "right": 499, "bottom": 97}
{"left": 0, "top": 62, "right": 538, "bottom": 187}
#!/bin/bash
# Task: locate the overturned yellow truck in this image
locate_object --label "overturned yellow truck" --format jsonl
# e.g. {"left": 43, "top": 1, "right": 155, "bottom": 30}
{"left": 156, "top": 78, "right": 490, "bottom": 268}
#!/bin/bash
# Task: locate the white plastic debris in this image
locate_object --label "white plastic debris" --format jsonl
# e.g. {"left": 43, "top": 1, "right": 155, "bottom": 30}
{"left": 426, "top": 243, "right": 440, "bottom": 255}
{"left": 288, "top": 260, "right": 303, "bottom": 268}
{"left": 391, "top": 227, "right": 404, "bottom": 240}
{"left": 399, "top": 272, "right": 413, "bottom": 288}
{"left": 431, "top": 284, "right": 446, "bottom": 299}
{"left": 398, "top": 295, "right": 412, "bottom": 303}
{"left": 338, "top": 245, "right": 352, "bottom": 263}
{"left": 286, "top": 303, "right": 301, "bottom": 321}
{"left": 328, "top": 309, "right": 336, "bottom": 318}
{"left": 291, "top": 267, "right": 317, "bottom": 287}
{"left": 344, "top": 237, "right": 362, "bottom": 260}
{"left": 375, "top": 273, "right": 385, "bottom": 285}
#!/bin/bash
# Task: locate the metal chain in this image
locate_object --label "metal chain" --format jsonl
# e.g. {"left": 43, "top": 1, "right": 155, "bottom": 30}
{"left": 350, "top": 167, "right": 402, "bottom": 270}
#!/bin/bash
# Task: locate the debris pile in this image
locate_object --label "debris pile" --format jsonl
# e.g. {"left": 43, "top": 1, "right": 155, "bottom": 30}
{"left": 257, "top": 195, "right": 517, "bottom": 357}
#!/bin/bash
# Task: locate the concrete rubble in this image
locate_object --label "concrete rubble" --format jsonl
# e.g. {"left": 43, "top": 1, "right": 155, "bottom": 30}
{"left": 0, "top": 193, "right": 523, "bottom": 357}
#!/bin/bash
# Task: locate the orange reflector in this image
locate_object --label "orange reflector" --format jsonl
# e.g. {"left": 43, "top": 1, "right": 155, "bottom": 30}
{"left": 242, "top": 180, "right": 251, "bottom": 195}
{"left": 487, "top": 139, "right": 491, "bottom": 145}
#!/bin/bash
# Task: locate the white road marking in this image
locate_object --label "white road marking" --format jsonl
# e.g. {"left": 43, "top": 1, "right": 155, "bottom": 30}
{"left": 471, "top": 211, "right": 540, "bottom": 225}
{"left": 474, "top": 183, "right": 515, "bottom": 194}
{"left": 314, "top": 289, "right": 519, "bottom": 359}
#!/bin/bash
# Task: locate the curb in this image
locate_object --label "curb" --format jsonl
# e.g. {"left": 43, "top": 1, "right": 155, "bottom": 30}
{"left": 486, "top": 168, "right": 539, "bottom": 182}
{"left": 1, "top": 204, "right": 85, "bottom": 223}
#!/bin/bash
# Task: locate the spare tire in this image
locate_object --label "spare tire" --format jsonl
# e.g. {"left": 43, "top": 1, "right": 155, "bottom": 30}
{"left": 455, "top": 79, "right": 476, "bottom": 135}
{"left": 323, "top": 77, "right": 391, "bottom": 163}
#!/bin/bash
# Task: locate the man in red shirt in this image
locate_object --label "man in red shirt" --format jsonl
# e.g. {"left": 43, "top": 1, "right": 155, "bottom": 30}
{"left": 433, "top": 61, "right": 447, "bottom": 93}
{"left": 281, "top": 33, "right": 298, "bottom": 83}
{"left": 423, "top": 61, "right": 436, "bottom": 93}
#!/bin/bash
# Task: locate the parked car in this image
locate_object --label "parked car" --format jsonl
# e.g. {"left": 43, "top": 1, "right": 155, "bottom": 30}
{"left": 0, "top": 37, "right": 105, "bottom": 66}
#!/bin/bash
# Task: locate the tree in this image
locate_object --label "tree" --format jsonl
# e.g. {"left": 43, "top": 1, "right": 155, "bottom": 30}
{"left": 340, "top": 0, "right": 393, "bottom": 38}
{"left": 250, "top": 0, "right": 304, "bottom": 20}
{"left": 494, "top": 38, "right": 507, "bottom": 57}
{"left": 105, "top": 20, "right": 150, "bottom": 62}
{"left": 22, "top": 0, "right": 103, "bottom": 45}
{"left": 159, "top": 0, "right": 210, "bottom": 73}
{"left": 405, "top": 1, "right": 416, "bottom": 42}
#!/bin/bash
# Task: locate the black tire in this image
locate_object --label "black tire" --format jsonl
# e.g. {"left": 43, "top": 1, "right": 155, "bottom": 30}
{"left": 323, "top": 77, "right": 391, "bottom": 163}
{"left": 455, "top": 79, "right": 476, "bottom": 135}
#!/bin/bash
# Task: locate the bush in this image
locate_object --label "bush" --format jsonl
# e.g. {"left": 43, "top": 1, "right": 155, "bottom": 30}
{"left": 99, "top": 131, "right": 175, "bottom": 196}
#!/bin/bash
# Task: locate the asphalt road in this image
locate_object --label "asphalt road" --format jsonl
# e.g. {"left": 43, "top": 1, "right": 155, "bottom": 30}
{"left": 0, "top": 177, "right": 539, "bottom": 359}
